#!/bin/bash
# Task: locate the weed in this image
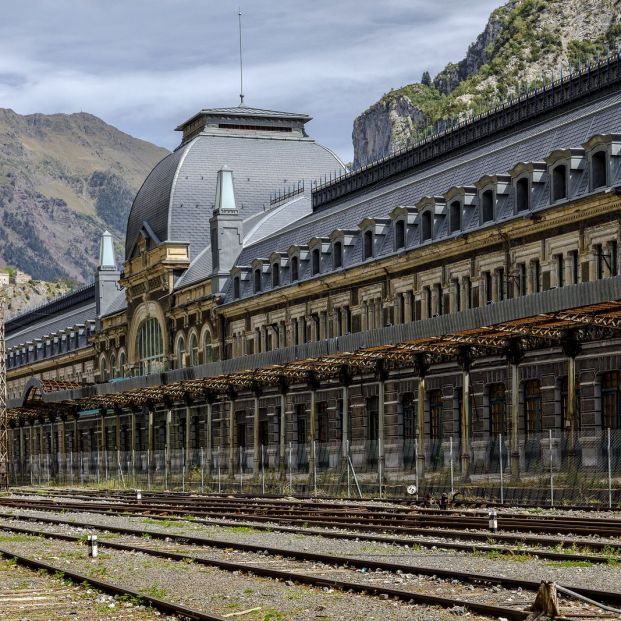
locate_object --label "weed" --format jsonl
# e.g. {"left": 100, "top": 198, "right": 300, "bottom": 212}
{"left": 117, "top": 593, "right": 144, "bottom": 606}
{"left": 144, "top": 584, "right": 168, "bottom": 599}
{"left": 223, "top": 526, "right": 259, "bottom": 535}
{"left": 143, "top": 518, "right": 176, "bottom": 528}
{"left": 262, "top": 609, "right": 286, "bottom": 621}
{"left": 243, "top": 587, "right": 255, "bottom": 595}
{"left": 545, "top": 560, "right": 593, "bottom": 568}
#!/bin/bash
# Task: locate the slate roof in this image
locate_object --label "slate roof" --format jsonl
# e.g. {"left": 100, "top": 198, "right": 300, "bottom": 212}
{"left": 225, "top": 88, "right": 621, "bottom": 304}
{"left": 125, "top": 130, "right": 345, "bottom": 261}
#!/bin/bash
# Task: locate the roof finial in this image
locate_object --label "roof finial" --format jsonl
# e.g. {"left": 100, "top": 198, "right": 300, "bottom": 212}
{"left": 238, "top": 8, "right": 245, "bottom": 106}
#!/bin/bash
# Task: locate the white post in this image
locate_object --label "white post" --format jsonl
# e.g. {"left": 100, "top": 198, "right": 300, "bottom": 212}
{"left": 549, "top": 428, "right": 554, "bottom": 507}
{"left": 88, "top": 534, "right": 98, "bottom": 558}
{"left": 608, "top": 428, "right": 612, "bottom": 510}
{"left": 449, "top": 436, "right": 454, "bottom": 496}
{"left": 499, "top": 433, "right": 504, "bottom": 505}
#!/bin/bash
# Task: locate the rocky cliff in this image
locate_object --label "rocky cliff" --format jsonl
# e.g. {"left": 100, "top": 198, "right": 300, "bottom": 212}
{"left": 0, "top": 109, "right": 169, "bottom": 282}
{"left": 353, "top": 0, "right": 621, "bottom": 167}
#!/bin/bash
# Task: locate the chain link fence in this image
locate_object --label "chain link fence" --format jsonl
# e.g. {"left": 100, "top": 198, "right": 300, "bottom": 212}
{"left": 7, "top": 429, "right": 621, "bottom": 507}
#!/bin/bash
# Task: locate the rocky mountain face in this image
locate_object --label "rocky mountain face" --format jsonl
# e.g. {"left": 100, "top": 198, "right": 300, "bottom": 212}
{"left": 353, "top": 0, "right": 621, "bottom": 167}
{"left": 4, "top": 279, "right": 73, "bottom": 319}
{"left": 0, "top": 109, "right": 169, "bottom": 282}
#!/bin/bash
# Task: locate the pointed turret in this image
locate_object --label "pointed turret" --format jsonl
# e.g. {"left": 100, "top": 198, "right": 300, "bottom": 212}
{"left": 95, "top": 230, "right": 120, "bottom": 319}
{"left": 99, "top": 230, "right": 117, "bottom": 270}
{"left": 210, "top": 166, "right": 243, "bottom": 293}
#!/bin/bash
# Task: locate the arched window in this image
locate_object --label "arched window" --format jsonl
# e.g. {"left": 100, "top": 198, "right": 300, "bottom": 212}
{"left": 421, "top": 211, "right": 432, "bottom": 241}
{"left": 449, "top": 201, "right": 461, "bottom": 233}
{"left": 489, "top": 383, "right": 506, "bottom": 435}
{"left": 552, "top": 165, "right": 567, "bottom": 201}
{"left": 189, "top": 333, "right": 199, "bottom": 366}
{"left": 233, "top": 276, "right": 240, "bottom": 299}
{"left": 592, "top": 150, "right": 607, "bottom": 189}
{"left": 100, "top": 357, "right": 108, "bottom": 382}
{"left": 333, "top": 241, "right": 343, "bottom": 269}
{"left": 254, "top": 268, "right": 262, "bottom": 293}
{"left": 481, "top": 190, "right": 494, "bottom": 223}
{"left": 110, "top": 353, "right": 117, "bottom": 379}
{"left": 203, "top": 331, "right": 213, "bottom": 363}
{"left": 312, "top": 248, "right": 320, "bottom": 275}
{"left": 290, "top": 256, "right": 299, "bottom": 282}
{"left": 136, "top": 317, "right": 164, "bottom": 375}
{"left": 176, "top": 335, "right": 185, "bottom": 369}
{"left": 395, "top": 220, "right": 406, "bottom": 249}
{"left": 601, "top": 371, "right": 621, "bottom": 429}
{"left": 516, "top": 177, "right": 529, "bottom": 211}
{"left": 272, "top": 263, "right": 280, "bottom": 287}
{"left": 363, "top": 230, "right": 373, "bottom": 259}
{"left": 118, "top": 351, "right": 126, "bottom": 378}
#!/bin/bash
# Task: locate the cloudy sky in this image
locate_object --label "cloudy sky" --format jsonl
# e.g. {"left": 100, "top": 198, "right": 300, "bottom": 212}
{"left": 0, "top": 0, "right": 501, "bottom": 161}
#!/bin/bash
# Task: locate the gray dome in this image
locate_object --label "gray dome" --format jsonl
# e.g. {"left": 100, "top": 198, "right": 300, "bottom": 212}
{"left": 125, "top": 107, "right": 345, "bottom": 260}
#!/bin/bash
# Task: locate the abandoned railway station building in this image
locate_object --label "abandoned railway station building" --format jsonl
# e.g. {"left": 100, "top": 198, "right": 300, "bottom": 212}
{"left": 5, "top": 56, "right": 621, "bottom": 495}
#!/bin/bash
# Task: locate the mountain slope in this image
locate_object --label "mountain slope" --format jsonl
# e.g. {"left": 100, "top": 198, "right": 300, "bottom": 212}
{"left": 0, "top": 109, "right": 169, "bottom": 281}
{"left": 353, "top": 0, "right": 621, "bottom": 167}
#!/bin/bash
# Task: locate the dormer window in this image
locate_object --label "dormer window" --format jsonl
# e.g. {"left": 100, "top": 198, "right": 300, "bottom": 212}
{"left": 333, "top": 241, "right": 343, "bottom": 269}
{"left": 449, "top": 201, "right": 461, "bottom": 233}
{"left": 291, "top": 256, "right": 299, "bottom": 282}
{"left": 516, "top": 177, "right": 529, "bottom": 212}
{"left": 481, "top": 190, "right": 494, "bottom": 223}
{"left": 272, "top": 263, "right": 280, "bottom": 287}
{"left": 395, "top": 219, "right": 406, "bottom": 249}
{"left": 421, "top": 211, "right": 432, "bottom": 241}
{"left": 312, "top": 248, "right": 320, "bottom": 275}
{"left": 254, "top": 268, "right": 262, "bottom": 293}
{"left": 363, "top": 230, "right": 373, "bottom": 259}
{"left": 592, "top": 150, "right": 607, "bottom": 189}
{"left": 233, "top": 276, "right": 241, "bottom": 298}
{"left": 552, "top": 164, "right": 567, "bottom": 202}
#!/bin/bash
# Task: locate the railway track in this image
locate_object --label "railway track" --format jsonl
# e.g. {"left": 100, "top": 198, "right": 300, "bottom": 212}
{"left": 0, "top": 524, "right": 533, "bottom": 621}
{"left": 1, "top": 515, "right": 619, "bottom": 620}
{"left": 4, "top": 493, "right": 621, "bottom": 540}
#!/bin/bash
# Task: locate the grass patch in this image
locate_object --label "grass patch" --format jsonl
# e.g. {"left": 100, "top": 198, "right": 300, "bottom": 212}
{"left": 262, "top": 609, "right": 286, "bottom": 621}
{"left": 545, "top": 560, "right": 593, "bottom": 568}
{"left": 142, "top": 518, "right": 176, "bottom": 528}
{"left": 143, "top": 584, "right": 168, "bottom": 599}
{"left": 0, "top": 534, "right": 38, "bottom": 543}
{"left": 222, "top": 526, "right": 260, "bottom": 535}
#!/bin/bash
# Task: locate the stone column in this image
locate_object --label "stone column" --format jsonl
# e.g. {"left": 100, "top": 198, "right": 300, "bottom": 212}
{"left": 165, "top": 407, "right": 172, "bottom": 479}
{"left": 457, "top": 346, "right": 473, "bottom": 482}
{"left": 227, "top": 391, "right": 237, "bottom": 479}
{"left": 561, "top": 329, "right": 582, "bottom": 470}
{"left": 308, "top": 387, "right": 317, "bottom": 480}
{"left": 278, "top": 378, "right": 288, "bottom": 477}
{"left": 185, "top": 402, "right": 192, "bottom": 458}
{"left": 205, "top": 395, "right": 214, "bottom": 477}
{"left": 415, "top": 354, "right": 429, "bottom": 480}
{"left": 147, "top": 407, "right": 154, "bottom": 472}
{"left": 253, "top": 392, "right": 261, "bottom": 477}
{"left": 506, "top": 338, "right": 524, "bottom": 481}
{"left": 375, "top": 360, "right": 388, "bottom": 485}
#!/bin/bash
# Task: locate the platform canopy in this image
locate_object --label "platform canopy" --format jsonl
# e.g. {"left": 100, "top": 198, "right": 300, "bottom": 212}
{"left": 8, "top": 277, "right": 621, "bottom": 421}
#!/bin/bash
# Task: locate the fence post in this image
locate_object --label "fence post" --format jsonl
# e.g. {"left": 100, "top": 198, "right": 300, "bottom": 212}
{"left": 499, "top": 433, "right": 504, "bottom": 505}
{"left": 261, "top": 445, "right": 265, "bottom": 496}
{"left": 313, "top": 441, "right": 317, "bottom": 497}
{"left": 378, "top": 437, "right": 383, "bottom": 499}
{"left": 200, "top": 447, "right": 205, "bottom": 494}
{"left": 608, "top": 428, "right": 612, "bottom": 510}
{"left": 346, "top": 440, "right": 351, "bottom": 499}
{"left": 414, "top": 438, "right": 419, "bottom": 500}
{"left": 549, "top": 429, "right": 554, "bottom": 507}
{"left": 289, "top": 441, "right": 293, "bottom": 493}
{"left": 449, "top": 436, "right": 454, "bottom": 496}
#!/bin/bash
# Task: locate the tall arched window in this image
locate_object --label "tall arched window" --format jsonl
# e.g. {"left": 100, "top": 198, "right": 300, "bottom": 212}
{"left": 110, "top": 353, "right": 117, "bottom": 379}
{"left": 516, "top": 177, "right": 529, "bottom": 212}
{"left": 233, "top": 276, "right": 241, "bottom": 299}
{"left": 100, "top": 357, "right": 108, "bottom": 381}
{"left": 523, "top": 379, "right": 542, "bottom": 435}
{"left": 176, "top": 335, "right": 186, "bottom": 369}
{"left": 118, "top": 351, "right": 126, "bottom": 378}
{"left": 136, "top": 317, "right": 164, "bottom": 376}
{"left": 203, "top": 331, "right": 213, "bottom": 363}
{"left": 189, "top": 333, "right": 199, "bottom": 366}
{"left": 489, "top": 383, "right": 506, "bottom": 435}
{"left": 602, "top": 371, "right": 621, "bottom": 429}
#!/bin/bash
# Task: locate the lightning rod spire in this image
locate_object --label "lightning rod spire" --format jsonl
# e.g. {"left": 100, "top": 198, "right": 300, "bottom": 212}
{"left": 238, "top": 8, "right": 245, "bottom": 106}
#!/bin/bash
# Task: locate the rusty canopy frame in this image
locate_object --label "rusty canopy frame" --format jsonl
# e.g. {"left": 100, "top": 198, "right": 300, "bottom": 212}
{"left": 8, "top": 296, "right": 621, "bottom": 422}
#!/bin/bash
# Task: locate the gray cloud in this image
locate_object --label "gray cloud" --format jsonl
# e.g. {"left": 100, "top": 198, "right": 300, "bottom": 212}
{"left": 0, "top": 0, "right": 501, "bottom": 161}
